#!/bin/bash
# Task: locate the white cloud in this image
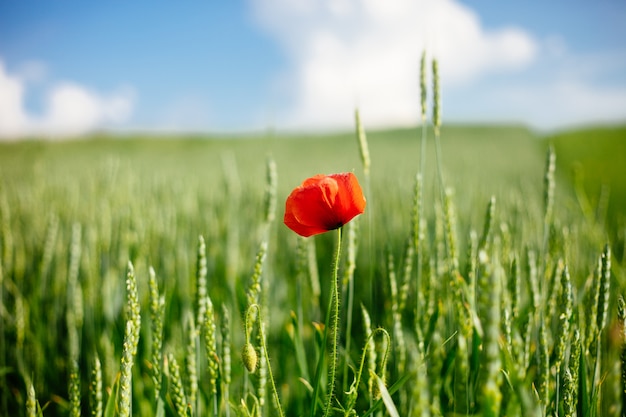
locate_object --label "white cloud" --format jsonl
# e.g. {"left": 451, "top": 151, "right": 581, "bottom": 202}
{"left": 443, "top": 45, "right": 626, "bottom": 130}
{"left": 0, "top": 61, "right": 30, "bottom": 138}
{"left": 0, "top": 60, "right": 135, "bottom": 140}
{"left": 252, "top": 0, "right": 538, "bottom": 129}
{"left": 489, "top": 80, "right": 626, "bottom": 130}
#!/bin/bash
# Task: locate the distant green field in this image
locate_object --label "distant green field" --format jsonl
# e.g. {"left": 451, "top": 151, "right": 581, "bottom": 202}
{"left": 547, "top": 125, "right": 626, "bottom": 256}
{"left": 0, "top": 125, "right": 548, "bottom": 258}
{"left": 0, "top": 124, "right": 624, "bottom": 417}
{"left": 0, "top": 124, "right": 546, "bottom": 222}
{"left": 1, "top": 124, "right": 543, "bottom": 191}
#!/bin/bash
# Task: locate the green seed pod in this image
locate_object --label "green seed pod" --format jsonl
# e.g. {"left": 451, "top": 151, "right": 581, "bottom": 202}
{"left": 242, "top": 342, "right": 258, "bottom": 373}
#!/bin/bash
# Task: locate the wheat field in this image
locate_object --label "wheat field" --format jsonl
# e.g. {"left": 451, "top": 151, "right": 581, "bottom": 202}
{"left": 1, "top": 112, "right": 624, "bottom": 415}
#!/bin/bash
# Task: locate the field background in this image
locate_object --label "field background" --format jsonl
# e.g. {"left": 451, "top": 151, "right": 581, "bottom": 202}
{"left": 0, "top": 123, "right": 625, "bottom": 416}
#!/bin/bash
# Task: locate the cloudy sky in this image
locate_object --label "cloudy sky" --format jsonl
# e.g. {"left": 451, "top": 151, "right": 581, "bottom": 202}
{"left": 1, "top": 0, "right": 625, "bottom": 139}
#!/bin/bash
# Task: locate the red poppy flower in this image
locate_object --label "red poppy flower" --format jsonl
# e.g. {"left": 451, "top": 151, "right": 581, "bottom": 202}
{"left": 284, "top": 172, "right": 366, "bottom": 237}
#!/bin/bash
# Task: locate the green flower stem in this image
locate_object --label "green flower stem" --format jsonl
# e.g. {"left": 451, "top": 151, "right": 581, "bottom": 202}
{"left": 323, "top": 227, "right": 343, "bottom": 417}
{"left": 342, "top": 221, "right": 357, "bottom": 394}
{"left": 245, "top": 304, "right": 285, "bottom": 417}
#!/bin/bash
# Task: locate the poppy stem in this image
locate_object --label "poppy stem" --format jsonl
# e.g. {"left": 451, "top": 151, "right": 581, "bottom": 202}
{"left": 323, "top": 227, "right": 343, "bottom": 417}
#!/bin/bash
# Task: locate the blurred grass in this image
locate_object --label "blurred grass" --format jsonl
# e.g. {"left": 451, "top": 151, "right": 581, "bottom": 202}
{"left": 1, "top": 124, "right": 622, "bottom": 311}
{"left": 0, "top": 124, "right": 547, "bottom": 262}
{"left": 547, "top": 125, "right": 626, "bottom": 259}
{"left": 0, "top": 124, "right": 541, "bottom": 189}
{"left": 0, "top": 123, "right": 624, "bottom": 416}
{"left": 0, "top": 124, "right": 546, "bottom": 227}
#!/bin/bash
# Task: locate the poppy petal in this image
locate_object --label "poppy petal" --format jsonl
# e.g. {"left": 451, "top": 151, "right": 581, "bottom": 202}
{"left": 330, "top": 173, "right": 366, "bottom": 224}
{"left": 284, "top": 172, "right": 366, "bottom": 237}
{"left": 285, "top": 178, "right": 339, "bottom": 230}
{"left": 284, "top": 209, "right": 329, "bottom": 237}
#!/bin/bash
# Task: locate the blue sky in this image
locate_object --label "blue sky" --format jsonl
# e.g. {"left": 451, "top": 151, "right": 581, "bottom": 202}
{"left": 1, "top": 0, "right": 625, "bottom": 138}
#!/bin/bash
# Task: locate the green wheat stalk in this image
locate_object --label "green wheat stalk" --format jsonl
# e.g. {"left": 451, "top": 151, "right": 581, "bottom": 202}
{"left": 354, "top": 108, "right": 374, "bottom": 312}
{"left": 38, "top": 212, "right": 58, "bottom": 298}
{"left": 537, "top": 320, "right": 550, "bottom": 415}
{"left": 590, "top": 244, "right": 611, "bottom": 412}
{"left": 204, "top": 296, "right": 219, "bottom": 416}
{"left": 66, "top": 222, "right": 82, "bottom": 361}
{"left": 443, "top": 188, "right": 460, "bottom": 279}
{"left": 99, "top": 331, "right": 116, "bottom": 405}
{"left": 596, "top": 244, "right": 611, "bottom": 334}
{"left": 479, "top": 196, "right": 496, "bottom": 253}
{"left": 476, "top": 250, "right": 502, "bottom": 417}
{"left": 257, "top": 342, "right": 268, "bottom": 413}
{"left": 168, "top": 353, "right": 190, "bottom": 417}
{"left": 554, "top": 263, "right": 573, "bottom": 374}
{"left": 464, "top": 229, "right": 478, "bottom": 317}
{"left": 125, "top": 262, "right": 141, "bottom": 357}
{"left": 195, "top": 235, "right": 208, "bottom": 329}
{"left": 148, "top": 266, "right": 165, "bottom": 399}
{"left": 427, "top": 327, "right": 444, "bottom": 415}
{"left": 545, "top": 259, "right": 565, "bottom": 327}
{"left": 26, "top": 377, "right": 38, "bottom": 417}
{"left": 562, "top": 369, "right": 575, "bottom": 417}
{"left": 454, "top": 333, "right": 472, "bottom": 414}
{"left": 117, "top": 262, "right": 141, "bottom": 417}
{"left": 355, "top": 109, "right": 371, "bottom": 178}
{"left": 0, "top": 195, "right": 12, "bottom": 278}
{"left": 542, "top": 146, "right": 556, "bottom": 257}
{"left": 434, "top": 202, "right": 446, "bottom": 287}
{"left": 90, "top": 356, "right": 103, "bottom": 417}
{"left": 411, "top": 173, "right": 427, "bottom": 341}
{"left": 553, "top": 263, "right": 573, "bottom": 415}
{"left": 526, "top": 248, "right": 540, "bottom": 317}
{"left": 399, "top": 234, "right": 414, "bottom": 316}
{"left": 501, "top": 302, "right": 513, "bottom": 359}
{"left": 617, "top": 296, "right": 626, "bottom": 416}
{"left": 68, "top": 357, "right": 81, "bottom": 417}
{"left": 521, "top": 312, "right": 533, "bottom": 377}
{"left": 264, "top": 156, "right": 277, "bottom": 226}
{"left": 387, "top": 249, "right": 407, "bottom": 380}
{"left": 508, "top": 254, "right": 521, "bottom": 324}
{"left": 409, "top": 347, "right": 431, "bottom": 417}
{"left": 246, "top": 241, "right": 267, "bottom": 310}
{"left": 118, "top": 320, "right": 136, "bottom": 417}
{"left": 221, "top": 304, "right": 232, "bottom": 417}
{"left": 419, "top": 50, "right": 428, "bottom": 176}
{"left": 244, "top": 304, "right": 285, "bottom": 417}
{"left": 584, "top": 255, "right": 602, "bottom": 355}
{"left": 562, "top": 329, "right": 580, "bottom": 417}
{"left": 343, "top": 328, "right": 390, "bottom": 417}
{"left": 185, "top": 315, "right": 199, "bottom": 412}
{"left": 432, "top": 58, "right": 446, "bottom": 203}
{"left": 306, "top": 237, "right": 321, "bottom": 314}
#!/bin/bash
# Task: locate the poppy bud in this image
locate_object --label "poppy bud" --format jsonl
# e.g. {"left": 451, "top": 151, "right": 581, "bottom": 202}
{"left": 242, "top": 342, "right": 257, "bottom": 373}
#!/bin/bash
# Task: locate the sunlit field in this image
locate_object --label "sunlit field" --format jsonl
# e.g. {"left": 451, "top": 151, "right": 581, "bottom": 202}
{"left": 1, "top": 120, "right": 625, "bottom": 417}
